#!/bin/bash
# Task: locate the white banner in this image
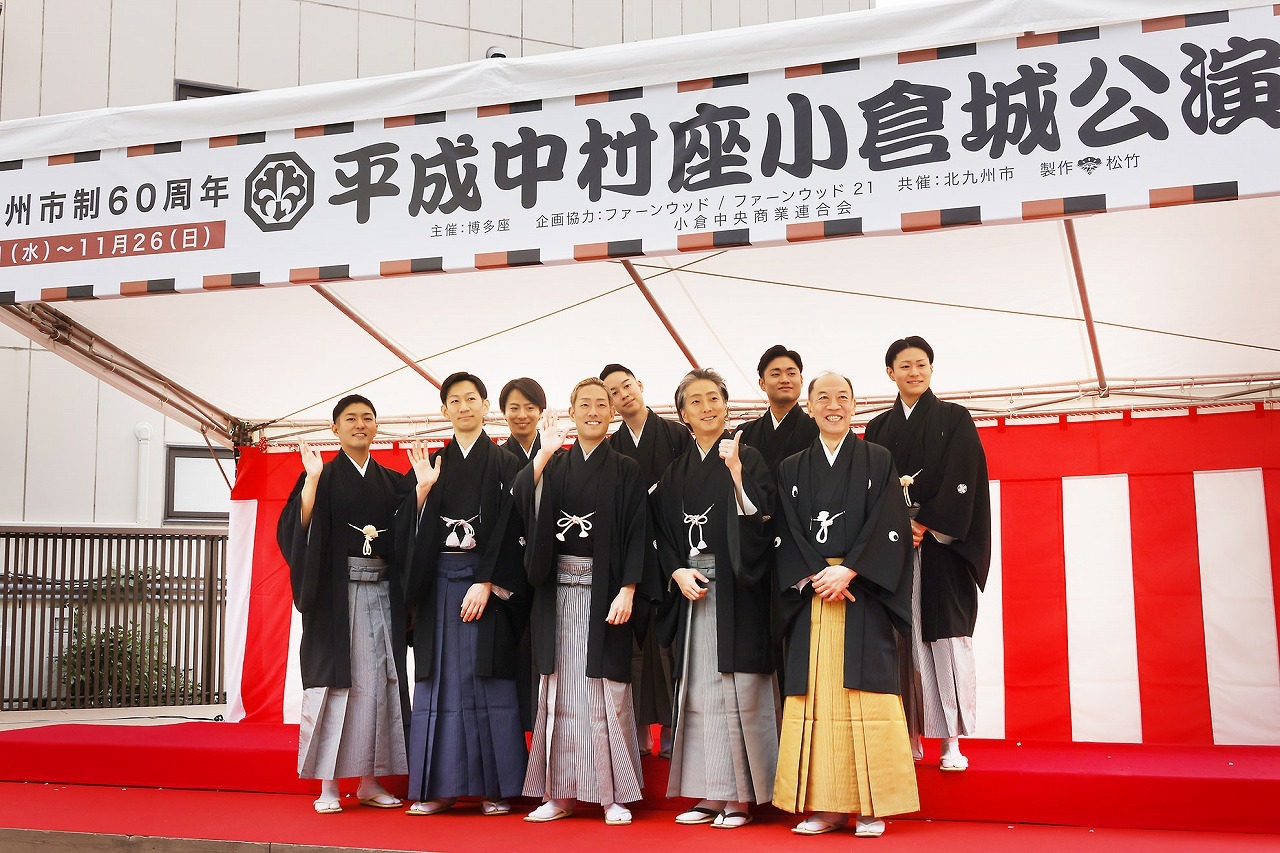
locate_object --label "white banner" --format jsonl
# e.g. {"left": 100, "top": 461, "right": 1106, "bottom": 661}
{"left": 3, "top": 4, "right": 1279, "bottom": 304}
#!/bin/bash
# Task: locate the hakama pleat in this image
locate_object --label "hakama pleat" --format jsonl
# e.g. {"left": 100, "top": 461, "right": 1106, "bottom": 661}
{"left": 408, "top": 553, "right": 527, "bottom": 800}
{"left": 523, "top": 556, "right": 644, "bottom": 805}
{"left": 667, "top": 555, "right": 778, "bottom": 803}
{"left": 911, "top": 548, "right": 978, "bottom": 738}
{"left": 631, "top": 617, "right": 674, "bottom": 728}
{"left": 772, "top": 595, "right": 918, "bottom": 817}
{"left": 298, "top": 558, "right": 407, "bottom": 780}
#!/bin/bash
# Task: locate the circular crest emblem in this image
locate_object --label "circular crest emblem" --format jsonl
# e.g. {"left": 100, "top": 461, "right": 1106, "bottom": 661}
{"left": 244, "top": 152, "right": 315, "bottom": 232}
{"left": 889, "top": 530, "right": 900, "bottom": 542}
{"left": 957, "top": 483, "right": 969, "bottom": 495}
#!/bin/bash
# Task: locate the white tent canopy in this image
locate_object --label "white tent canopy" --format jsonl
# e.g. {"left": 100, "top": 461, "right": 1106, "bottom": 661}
{"left": 2, "top": 0, "right": 1277, "bottom": 444}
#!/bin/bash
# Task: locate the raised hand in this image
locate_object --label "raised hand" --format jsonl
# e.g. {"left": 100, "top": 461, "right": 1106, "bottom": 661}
{"left": 407, "top": 439, "right": 442, "bottom": 488}
{"left": 299, "top": 438, "right": 324, "bottom": 479}
{"left": 537, "top": 409, "right": 568, "bottom": 454}
{"left": 718, "top": 431, "right": 743, "bottom": 476}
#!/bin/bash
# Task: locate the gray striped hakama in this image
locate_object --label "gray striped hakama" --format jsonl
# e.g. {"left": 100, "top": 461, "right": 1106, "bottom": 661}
{"left": 408, "top": 553, "right": 527, "bottom": 800}
{"left": 523, "top": 556, "right": 644, "bottom": 805}
{"left": 667, "top": 554, "right": 779, "bottom": 803}
{"left": 298, "top": 557, "right": 408, "bottom": 780}
{"left": 911, "top": 548, "right": 978, "bottom": 738}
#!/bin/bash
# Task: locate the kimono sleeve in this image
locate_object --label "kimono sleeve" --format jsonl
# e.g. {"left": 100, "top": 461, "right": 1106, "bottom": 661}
{"left": 914, "top": 406, "right": 984, "bottom": 542}
{"left": 735, "top": 448, "right": 775, "bottom": 587}
{"left": 479, "top": 449, "right": 530, "bottom": 598}
{"left": 842, "top": 450, "right": 912, "bottom": 632}
{"left": 276, "top": 470, "right": 322, "bottom": 613}
{"left": 617, "top": 457, "right": 655, "bottom": 597}
{"left": 774, "top": 455, "right": 824, "bottom": 594}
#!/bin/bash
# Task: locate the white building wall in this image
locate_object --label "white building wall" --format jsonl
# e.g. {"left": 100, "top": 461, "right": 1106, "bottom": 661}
{"left": 0, "top": 0, "right": 869, "bottom": 525}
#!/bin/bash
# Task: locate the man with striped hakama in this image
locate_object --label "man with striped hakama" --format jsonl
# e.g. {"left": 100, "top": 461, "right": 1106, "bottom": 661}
{"left": 865, "top": 337, "right": 991, "bottom": 772}
{"left": 276, "top": 395, "right": 411, "bottom": 815}
{"left": 600, "top": 363, "right": 692, "bottom": 759}
{"left": 773, "top": 373, "right": 919, "bottom": 839}
{"left": 652, "top": 369, "right": 780, "bottom": 830}
{"left": 401, "top": 373, "right": 529, "bottom": 817}
{"left": 513, "top": 378, "right": 657, "bottom": 826}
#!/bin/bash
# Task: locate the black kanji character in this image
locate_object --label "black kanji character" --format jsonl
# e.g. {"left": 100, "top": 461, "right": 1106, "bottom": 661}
{"left": 1181, "top": 37, "right": 1280, "bottom": 135}
{"left": 858, "top": 80, "right": 952, "bottom": 171}
{"left": 669, "top": 102, "right": 751, "bottom": 192}
{"left": 329, "top": 142, "right": 401, "bottom": 224}
{"left": 762, "top": 93, "right": 848, "bottom": 178}
{"left": 1071, "top": 55, "right": 1170, "bottom": 147}
{"left": 409, "top": 134, "right": 482, "bottom": 216}
{"left": 493, "top": 127, "right": 567, "bottom": 209}
{"left": 963, "top": 63, "right": 1061, "bottom": 158}
{"left": 578, "top": 114, "right": 659, "bottom": 201}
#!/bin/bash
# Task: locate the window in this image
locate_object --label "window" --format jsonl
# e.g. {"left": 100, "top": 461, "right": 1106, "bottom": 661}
{"left": 165, "top": 447, "right": 235, "bottom": 522}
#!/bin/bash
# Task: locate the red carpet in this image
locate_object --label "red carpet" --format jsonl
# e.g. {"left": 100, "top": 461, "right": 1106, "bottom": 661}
{"left": 1, "top": 722, "right": 1278, "bottom": 834}
{"left": 3, "top": 782, "right": 1279, "bottom": 853}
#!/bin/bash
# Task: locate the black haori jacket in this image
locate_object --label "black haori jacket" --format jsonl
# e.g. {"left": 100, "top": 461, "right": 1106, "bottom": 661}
{"left": 276, "top": 454, "right": 410, "bottom": 691}
{"left": 775, "top": 435, "right": 913, "bottom": 696}
{"left": 652, "top": 433, "right": 776, "bottom": 678}
{"left": 402, "top": 434, "right": 529, "bottom": 681}
{"left": 865, "top": 388, "right": 992, "bottom": 642}
{"left": 512, "top": 443, "right": 655, "bottom": 683}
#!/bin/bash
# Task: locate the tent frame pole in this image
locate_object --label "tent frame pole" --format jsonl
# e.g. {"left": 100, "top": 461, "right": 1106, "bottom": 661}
{"left": 622, "top": 259, "right": 700, "bottom": 370}
{"left": 310, "top": 284, "right": 443, "bottom": 390}
{"left": 1063, "top": 219, "right": 1109, "bottom": 398}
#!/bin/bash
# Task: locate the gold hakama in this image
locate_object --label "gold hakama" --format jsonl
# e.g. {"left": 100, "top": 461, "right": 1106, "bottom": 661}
{"left": 772, "top": 570, "right": 919, "bottom": 817}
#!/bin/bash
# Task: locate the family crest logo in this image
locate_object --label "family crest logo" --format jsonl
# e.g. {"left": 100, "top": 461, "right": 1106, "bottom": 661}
{"left": 244, "top": 153, "right": 315, "bottom": 232}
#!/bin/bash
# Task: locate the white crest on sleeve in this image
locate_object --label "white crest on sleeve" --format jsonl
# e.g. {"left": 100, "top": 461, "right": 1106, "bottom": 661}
{"left": 889, "top": 530, "right": 900, "bottom": 542}
{"left": 791, "top": 486, "right": 798, "bottom": 498}
{"left": 774, "top": 537, "right": 782, "bottom": 548}
{"left": 648, "top": 482, "right": 659, "bottom": 495}
{"left": 518, "top": 536, "right": 526, "bottom": 547}
{"left": 868, "top": 479, "right": 872, "bottom": 489}
{"left": 957, "top": 483, "right": 969, "bottom": 495}
{"left": 652, "top": 539, "right": 658, "bottom": 550}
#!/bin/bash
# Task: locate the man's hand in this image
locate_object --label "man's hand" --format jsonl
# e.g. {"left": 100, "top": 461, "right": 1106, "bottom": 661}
{"left": 460, "top": 582, "right": 492, "bottom": 622}
{"left": 299, "top": 438, "right": 324, "bottom": 479}
{"left": 718, "top": 432, "right": 743, "bottom": 477}
{"left": 606, "top": 585, "right": 635, "bottom": 625}
{"left": 810, "top": 563, "right": 857, "bottom": 602}
{"left": 910, "top": 519, "right": 927, "bottom": 548}
{"left": 672, "top": 568, "right": 709, "bottom": 601}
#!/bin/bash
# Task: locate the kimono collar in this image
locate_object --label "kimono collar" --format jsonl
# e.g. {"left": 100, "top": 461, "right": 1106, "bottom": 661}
{"left": 821, "top": 431, "right": 850, "bottom": 465}
{"left": 344, "top": 451, "right": 370, "bottom": 477}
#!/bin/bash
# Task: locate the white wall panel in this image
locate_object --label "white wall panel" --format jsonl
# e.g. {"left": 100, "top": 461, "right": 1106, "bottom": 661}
{"left": 710, "top": 0, "right": 739, "bottom": 30}
{"left": 622, "top": 0, "right": 653, "bottom": 41}
{"left": 740, "top": 0, "right": 769, "bottom": 26}
{"left": 823, "top": 0, "right": 853, "bottom": 12}
{"left": 41, "top": 0, "right": 111, "bottom": 115}
{"left": 769, "top": 0, "right": 796, "bottom": 22}
{"left": 522, "top": 0, "right": 573, "bottom": 47}
{"left": 522, "top": 39, "right": 570, "bottom": 57}
{"left": 651, "top": 0, "right": 682, "bottom": 38}
{"left": 470, "top": 0, "right": 522, "bottom": 37}
{"left": 240, "top": 0, "right": 302, "bottom": 91}
{"left": 797, "top": 0, "right": 826, "bottom": 16}
{"left": 109, "top": 0, "right": 178, "bottom": 108}
{"left": 0, "top": 346, "right": 31, "bottom": 522}
{"left": 576, "top": 0, "right": 623, "bottom": 46}
{"left": 1062, "top": 474, "right": 1142, "bottom": 743}
{"left": 971, "top": 480, "right": 1005, "bottom": 740}
{"left": 415, "top": 0, "right": 467, "bottom": 28}
{"left": 92, "top": 386, "right": 161, "bottom": 525}
{"left": 175, "top": 0, "right": 239, "bottom": 88}
{"left": 1194, "top": 469, "right": 1280, "bottom": 745}
{"left": 415, "top": 21, "right": 470, "bottom": 69}
{"left": 300, "top": 2, "right": 359, "bottom": 84}
{"left": 682, "top": 0, "right": 712, "bottom": 33}
{"left": 362, "top": 0, "right": 415, "bottom": 17}
{"left": 24, "top": 352, "right": 97, "bottom": 523}
{"left": 359, "top": 12, "right": 415, "bottom": 78}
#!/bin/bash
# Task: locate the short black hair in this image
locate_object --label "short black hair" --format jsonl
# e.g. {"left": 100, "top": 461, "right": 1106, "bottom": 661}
{"left": 332, "top": 394, "right": 376, "bottom": 423}
{"left": 598, "top": 363, "right": 634, "bottom": 381}
{"left": 757, "top": 345, "right": 803, "bottom": 377}
{"left": 440, "top": 371, "right": 488, "bottom": 404}
{"left": 499, "top": 376, "right": 547, "bottom": 410}
{"left": 884, "top": 336, "right": 935, "bottom": 367}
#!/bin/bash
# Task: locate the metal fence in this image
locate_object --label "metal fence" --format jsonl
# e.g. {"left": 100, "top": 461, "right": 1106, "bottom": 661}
{"left": 0, "top": 526, "right": 228, "bottom": 711}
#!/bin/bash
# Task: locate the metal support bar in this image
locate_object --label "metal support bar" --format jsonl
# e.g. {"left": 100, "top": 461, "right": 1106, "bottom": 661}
{"left": 621, "top": 259, "right": 700, "bottom": 370}
{"left": 311, "top": 284, "right": 442, "bottom": 389}
{"left": 0, "top": 303, "right": 237, "bottom": 443}
{"left": 1063, "top": 219, "right": 1109, "bottom": 398}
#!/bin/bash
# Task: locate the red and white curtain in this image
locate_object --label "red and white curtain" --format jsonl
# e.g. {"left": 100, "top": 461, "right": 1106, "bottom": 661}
{"left": 225, "top": 407, "right": 1280, "bottom": 746}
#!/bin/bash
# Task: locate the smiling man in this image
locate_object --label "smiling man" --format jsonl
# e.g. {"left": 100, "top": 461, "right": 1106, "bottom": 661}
{"left": 514, "top": 378, "right": 657, "bottom": 827}
{"left": 401, "top": 372, "right": 529, "bottom": 817}
{"left": 733, "top": 345, "right": 819, "bottom": 474}
{"left": 772, "top": 373, "right": 918, "bottom": 839}
{"left": 276, "top": 394, "right": 411, "bottom": 815}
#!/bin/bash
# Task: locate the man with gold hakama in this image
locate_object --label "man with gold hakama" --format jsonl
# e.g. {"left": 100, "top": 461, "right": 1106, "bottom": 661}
{"left": 772, "top": 373, "right": 918, "bottom": 838}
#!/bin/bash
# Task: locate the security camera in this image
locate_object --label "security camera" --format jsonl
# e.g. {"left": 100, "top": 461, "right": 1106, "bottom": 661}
{"left": 485, "top": 46, "right": 507, "bottom": 59}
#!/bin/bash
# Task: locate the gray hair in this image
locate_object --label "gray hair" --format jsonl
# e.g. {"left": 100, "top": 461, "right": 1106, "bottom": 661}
{"left": 674, "top": 368, "right": 729, "bottom": 413}
{"left": 807, "top": 370, "right": 855, "bottom": 397}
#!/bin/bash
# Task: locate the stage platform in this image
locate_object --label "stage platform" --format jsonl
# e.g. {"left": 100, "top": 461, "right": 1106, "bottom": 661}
{"left": 0, "top": 720, "right": 1278, "bottom": 850}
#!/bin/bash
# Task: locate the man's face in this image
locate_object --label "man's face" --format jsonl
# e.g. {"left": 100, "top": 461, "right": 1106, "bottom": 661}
{"left": 331, "top": 402, "right": 378, "bottom": 453}
{"left": 441, "top": 381, "right": 490, "bottom": 434}
{"left": 807, "top": 374, "right": 855, "bottom": 439}
{"left": 602, "top": 370, "right": 645, "bottom": 418}
{"left": 572, "top": 385, "right": 614, "bottom": 443}
{"left": 759, "top": 356, "right": 802, "bottom": 408}
{"left": 503, "top": 389, "right": 542, "bottom": 442}
{"left": 886, "top": 347, "right": 933, "bottom": 403}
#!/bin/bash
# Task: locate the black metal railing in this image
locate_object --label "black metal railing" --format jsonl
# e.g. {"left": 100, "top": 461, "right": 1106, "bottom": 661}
{"left": 0, "top": 526, "right": 228, "bottom": 711}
